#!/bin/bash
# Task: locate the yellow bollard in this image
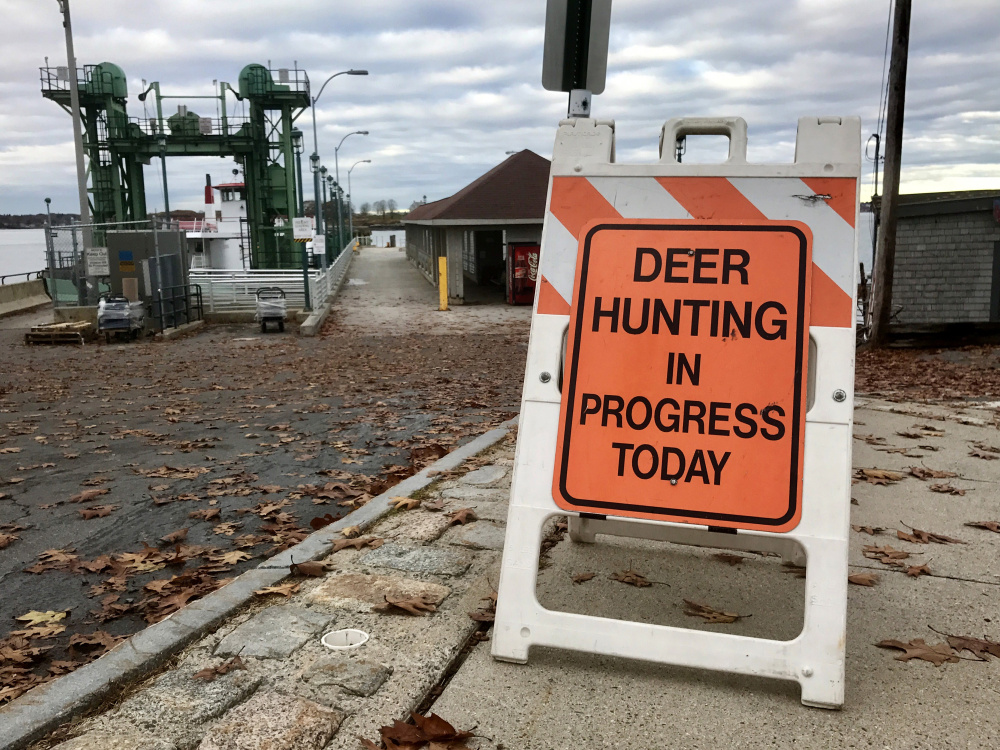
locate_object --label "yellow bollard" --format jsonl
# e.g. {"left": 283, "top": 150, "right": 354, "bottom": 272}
{"left": 438, "top": 256, "right": 449, "bottom": 311}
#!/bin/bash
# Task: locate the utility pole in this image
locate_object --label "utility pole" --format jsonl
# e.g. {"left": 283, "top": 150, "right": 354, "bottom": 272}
{"left": 57, "top": 0, "right": 91, "bottom": 247}
{"left": 869, "top": 0, "right": 911, "bottom": 347}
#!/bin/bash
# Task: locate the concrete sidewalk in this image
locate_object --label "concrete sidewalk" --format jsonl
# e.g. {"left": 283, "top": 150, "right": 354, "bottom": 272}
{"left": 18, "top": 397, "right": 1000, "bottom": 749}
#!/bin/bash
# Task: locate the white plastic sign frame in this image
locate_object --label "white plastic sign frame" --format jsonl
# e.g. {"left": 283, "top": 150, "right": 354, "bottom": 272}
{"left": 492, "top": 115, "right": 861, "bottom": 709}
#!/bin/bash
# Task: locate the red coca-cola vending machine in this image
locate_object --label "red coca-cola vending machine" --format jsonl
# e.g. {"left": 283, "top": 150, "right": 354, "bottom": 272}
{"left": 506, "top": 243, "right": 540, "bottom": 305}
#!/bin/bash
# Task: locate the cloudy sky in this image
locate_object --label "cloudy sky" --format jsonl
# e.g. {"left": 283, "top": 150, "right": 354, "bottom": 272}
{"left": 1, "top": 0, "right": 997, "bottom": 216}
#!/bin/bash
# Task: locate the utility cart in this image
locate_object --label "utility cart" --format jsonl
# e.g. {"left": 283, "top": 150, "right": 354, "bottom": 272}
{"left": 97, "top": 294, "right": 145, "bottom": 343}
{"left": 255, "top": 287, "right": 287, "bottom": 333}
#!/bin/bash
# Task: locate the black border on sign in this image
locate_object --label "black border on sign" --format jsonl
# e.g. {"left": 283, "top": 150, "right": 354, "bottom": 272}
{"left": 557, "top": 223, "right": 809, "bottom": 527}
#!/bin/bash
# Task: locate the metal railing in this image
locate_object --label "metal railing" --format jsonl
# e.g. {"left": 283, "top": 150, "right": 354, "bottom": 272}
{"left": 191, "top": 269, "right": 320, "bottom": 313}
{"left": 0, "top": 271, "right": 44, "bottom": 285}
{"left": 150, "top": 283, "right": 204, "bottom": 332}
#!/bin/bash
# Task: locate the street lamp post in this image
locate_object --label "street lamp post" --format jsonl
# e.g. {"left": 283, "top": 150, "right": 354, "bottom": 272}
{"left": 292, "top": 128, "right": 304, "bottom": 215}
{"left": 308, "top": 69, "right": 368, "bottom": 242}
{"left": 334, "top": 130, "right": 368, "bottom": 252}
{"left": 157, "top": 134, "right": 170, "bottom": 219}
{"left": 347, "top": 159, "right": 370, "bottom": 243}
{"left": 319, "top": 166, "right": 328, "bottom": 270}
{"left": 55, "top": 0, "right": 91, "bottom": 252}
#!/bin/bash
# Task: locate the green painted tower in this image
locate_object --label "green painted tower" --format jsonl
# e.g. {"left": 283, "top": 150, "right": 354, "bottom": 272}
{"left": 41, "top": 62, "right": 310, "bottom": 269}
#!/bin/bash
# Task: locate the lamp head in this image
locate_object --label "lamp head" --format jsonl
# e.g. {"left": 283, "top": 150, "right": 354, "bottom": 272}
{"left": 357, "top": 130, "right": 369, "bottom": 135}
{"left": 347, "top": 70, "right": 368, "bottom": 76}
{"left": 320, "top": 166, "right": 328, "bottom": 176}
{"left": 45, "top": 197, "right": 51, "bottom": 205}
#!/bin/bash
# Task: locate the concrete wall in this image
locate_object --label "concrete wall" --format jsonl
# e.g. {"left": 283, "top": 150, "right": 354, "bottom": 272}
{"left": 0, "top": 279, "right": 50, "bottom": 319}
{"left": 893, "top": 211, "right": 1000, "bottom": 324}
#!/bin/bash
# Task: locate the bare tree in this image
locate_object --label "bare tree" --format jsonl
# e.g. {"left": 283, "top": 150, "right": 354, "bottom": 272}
{"left": 373, "top": 199, "right": 387, "bottom": 217}
{"left": 360, "top": 202, "right": 370, "bottom": 215}
{"left": 387, "top": 199, "right": 398, "bottom": 215}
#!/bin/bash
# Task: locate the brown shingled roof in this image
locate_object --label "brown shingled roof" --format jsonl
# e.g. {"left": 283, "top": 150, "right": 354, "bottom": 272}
{"left": 404, "top": 150, "right": 550, "bottom": 223}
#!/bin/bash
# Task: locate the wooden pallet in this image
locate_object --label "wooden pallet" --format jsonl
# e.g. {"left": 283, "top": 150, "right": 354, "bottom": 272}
{"left": 24, "top": 321, "right": 91, "bottom": 346}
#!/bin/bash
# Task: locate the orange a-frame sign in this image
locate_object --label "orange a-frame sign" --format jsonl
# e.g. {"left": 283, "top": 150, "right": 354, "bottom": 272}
{"left": 554, "top": 219, "right": 813, "bottom": 532}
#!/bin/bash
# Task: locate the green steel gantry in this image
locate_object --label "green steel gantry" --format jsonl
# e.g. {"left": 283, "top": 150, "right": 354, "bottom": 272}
{"left": 40, "top": 62, "right": 310, "bottom": 268}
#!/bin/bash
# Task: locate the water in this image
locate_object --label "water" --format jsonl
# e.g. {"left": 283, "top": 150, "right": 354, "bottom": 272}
{"left": 0, "top": 229, "right": 47, "bottom": 280}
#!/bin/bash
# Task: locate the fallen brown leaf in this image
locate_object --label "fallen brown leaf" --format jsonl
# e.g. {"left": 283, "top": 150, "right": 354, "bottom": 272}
{"left": 572, "top": 572, "right": 596, "bottom": 584}
{"left": 908, "top": 466, "right": 957, "bottom": 481}
{"left": 876, "top": 638, "right": 957, "bottom": 666}
{"left": 906, "top": 564, "right": 932, "bottom": 578}
{"left": 852, "top": 525, "right": 886, "bottom": 536}
{"left": 390, "top": 496, "right": 420, "bottom": 511}
{"left": 79, "top": 505, "right": 118, "bottom": 520}
{"left": 855, "top": 468, "right": 904, "bottom": 485}
{"left": 69, "top": 488, "right": 109, "bottom": 503}
{"left": 610, "top": 568, "right": 651, "bottom": 587}
{"left": 964, "top": 521, "right": 1000, "bottom": 533}
{"left": 341, "top": 525, "right": 361, "bottom": 538}
{"left": 331, "top": 536, "right": 384, "bottom": 553}
{"left": 896, "top": 524, "right": 964, "bottom": 545}
{"left": 848, "top": 572, "right": 880, "bottom": 587}
{"left": 159, "top": 528, "right": 189, "bottom": 545}
{"left": 189, "top": 508, "right": 221, "bottom": 521}
{"left": 289, "top": 560, "right": 326, "bottom": 577}
{"left": 254, "top": 582, "right": 301, "bottom": 598}
{"left": 192, "top": 655, "right": 245, "bottom": 681}
{"left": 447, "top": 508, "right": 477, "bottom": 526}
{"left": 374, "top": 593, "right": 439, "bottom": 616}
{"left": 683, "top": 599, "right": 747, "bottom": 624}
{"left": 929, "top": 483, "right": 966, "bottom": 496}
{"left": 928, "top": 627, "right": 1000, "bottom": 661}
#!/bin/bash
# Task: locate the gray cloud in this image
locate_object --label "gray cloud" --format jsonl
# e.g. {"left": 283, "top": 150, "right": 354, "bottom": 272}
{"left": 0, "top": 0, "right": 997, "bottom": 216}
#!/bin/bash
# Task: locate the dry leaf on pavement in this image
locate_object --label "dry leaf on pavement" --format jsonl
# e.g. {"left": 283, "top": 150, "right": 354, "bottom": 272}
{"left": 423, "top": 498, "right": 446, "bottom": 512}
{"left": 876, "top": 638, "right": 958, "bottom": 666}
{"left": 193, "top": 655, "right": 246, "bottom": 681}
{"left": 188, "top": 508, "right": 221, "bottom": 521}
{"left": 389, "top": 496, "right": 420, "bottom": 511}
{"left": 78, "top": 505, "right": 118, "bottom": 519}
{"left": 683, "top": 599, "right": 747, "bottom": 624}
{"left": 964, "top": 521, "right": 1000, "bottom": 533}
{"left": 341, "top": 525, "right": 361, "bottom": 538}
{"left": 896, "top": 524, "right": 964, "bottom": 545}
{"left": 254, "top": 582, "right": 301, "bottom": 598}
{"left": 852, "top": 525, "right": 886, "bottom": 535}
{"left": 905, "top": 564, "right": 932, "bottom": 578}
{"left": 610, "top": 568, "right": 651, "bottom": 587}
{"left": 928, "top": 628, "right": 1000, "bottom": 661}
{"left": 289, "top": 560, "right": 326, "bottom": 577}
{"left": 309, "top": 513, "right": 337, "bottom": 531}
{"left": 862, "top": 545, "right": 911, "bottom": 566}
{"left": 159, "top": 528, "right": 189, "bottom": 545}
{"left": 15, "top": 610, "right": 68, "bottom": 627}
{"left": 854, "top": 468, "right": 904, "bottom": 485}
{"left": 69, "top": 488, "right": 109, "bottom": 503}
{"left": 447, "top": 508, "right": 477, "bottom": 526}
{"left": 572, "top": 572, "right": 596, "bottom": 584}
{"left": 907, "top": 466, "right": 957, "bottom": 481}
{"left": 930, "top": 484, "right": 966, "bottom": 496}
{"left": 331, "top": 536, "right": 383, "bottom": 553}
{"left": 374, "top": 593, "right": 439, "bottom": 616}
{"left": 848, "top": 572, "right": 880, "bottom": 587}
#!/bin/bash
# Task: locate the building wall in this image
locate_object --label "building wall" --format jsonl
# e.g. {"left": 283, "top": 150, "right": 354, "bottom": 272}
{"left": 893, "top": 210, "right": 1000, "bottom": 324}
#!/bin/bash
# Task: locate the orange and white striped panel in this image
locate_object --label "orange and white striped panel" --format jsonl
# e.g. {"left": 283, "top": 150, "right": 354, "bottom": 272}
{"left": 536, "top": 175, "right": 857, "bottom": 328}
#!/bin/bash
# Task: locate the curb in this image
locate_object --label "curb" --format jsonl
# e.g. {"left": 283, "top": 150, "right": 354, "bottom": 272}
{"left": 156, "top": 319, "right": 205, "bottom": 341}
{"left": 301, "top": 248, "right": 355, "bottom": 337}
{"left": 0, "top": 416, "right": 518, "bottom": 750}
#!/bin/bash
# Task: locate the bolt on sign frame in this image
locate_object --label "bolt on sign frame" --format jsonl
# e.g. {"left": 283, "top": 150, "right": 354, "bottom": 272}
{"left": 492, "top": 115, "right": 861, "bottom": 708}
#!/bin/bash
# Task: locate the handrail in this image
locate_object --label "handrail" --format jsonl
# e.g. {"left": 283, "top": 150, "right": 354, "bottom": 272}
{"left": 0, "top": 271, "right": 44, "bottom": 285}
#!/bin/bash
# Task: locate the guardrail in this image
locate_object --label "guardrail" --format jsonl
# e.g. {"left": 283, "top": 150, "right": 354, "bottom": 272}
{"left": 190, "top": 269, "right": 325, "bottom": 313}
{"left": 0, "top": 271, "right": 44, "bottom": 285}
